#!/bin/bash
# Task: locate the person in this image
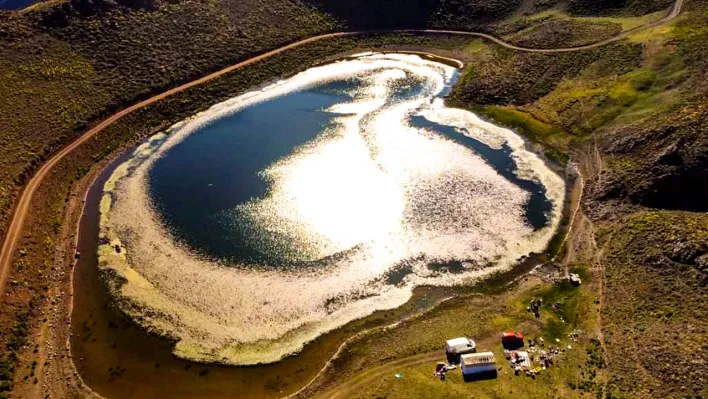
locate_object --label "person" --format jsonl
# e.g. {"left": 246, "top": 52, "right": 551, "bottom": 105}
{"left": 530, "top": 298, "right": 541, "bottom": 318}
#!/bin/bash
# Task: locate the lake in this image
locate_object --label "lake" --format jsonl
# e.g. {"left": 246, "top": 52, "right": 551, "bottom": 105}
{"left": 98, "top": 53, "right": 565, "bottom": 366}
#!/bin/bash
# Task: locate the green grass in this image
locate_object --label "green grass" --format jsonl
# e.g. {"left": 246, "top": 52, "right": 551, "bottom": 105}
{"left": 324, "top": 273, "right": 604, "bottom": 399}
{"left": 460, "top": 39, "right": 489, "bottom": 55}
{"left": 535, "top": 280, "right": 582, "bottom": 340}
{"left": 473, "top": 106, "right": 563, "bottom": 142}
{"left": 471, "top": 105, "right": 570, "bottom": 164}
{"left": 608, "top": 69, "right": 657, "bottom": 106}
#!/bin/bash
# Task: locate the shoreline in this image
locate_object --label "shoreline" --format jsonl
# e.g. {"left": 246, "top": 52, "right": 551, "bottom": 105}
{"left": 67, "top": 51, "right": 578, "bottom": 398}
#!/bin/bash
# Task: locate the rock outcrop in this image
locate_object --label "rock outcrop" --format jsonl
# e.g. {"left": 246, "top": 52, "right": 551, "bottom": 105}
{"left": 588, "top": 102, "right": 708, "bottom": 213}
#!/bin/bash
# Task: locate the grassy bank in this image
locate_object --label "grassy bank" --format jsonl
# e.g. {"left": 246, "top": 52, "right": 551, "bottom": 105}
{"left": 303, "top": 266, "right": 603, "bottom": 399}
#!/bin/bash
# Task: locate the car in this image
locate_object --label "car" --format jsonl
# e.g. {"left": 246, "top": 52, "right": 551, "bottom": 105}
{"left": 501, "top": 332, "right": 524, "bottom": 348}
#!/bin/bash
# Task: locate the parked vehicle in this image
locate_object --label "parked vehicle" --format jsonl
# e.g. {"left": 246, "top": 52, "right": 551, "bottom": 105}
{"left": 445, "top": 337, "right": 476, "bottom": 363}
{"left": 501, "top": 332, "right": 524, "bottom": 349}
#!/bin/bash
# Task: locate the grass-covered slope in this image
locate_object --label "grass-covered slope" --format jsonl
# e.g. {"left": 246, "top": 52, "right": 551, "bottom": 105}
{"left": 443, "top": 3, "right": 708, "bottom": 398}
{"left": 0, "top": 0, "right": 336, "bottom": 240}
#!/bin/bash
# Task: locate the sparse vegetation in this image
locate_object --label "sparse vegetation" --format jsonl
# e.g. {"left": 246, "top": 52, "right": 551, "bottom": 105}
{"left": 0, "top": 311, "right": 30, "bottom": 396}
{"left": 567, "top": 0, "right": 674, "bottom": 16}
{"left": 597, "top": 211, "right": 707, "bottom": 398}
{"left": 506, "top": 19, "right": 622, "bottom": 48}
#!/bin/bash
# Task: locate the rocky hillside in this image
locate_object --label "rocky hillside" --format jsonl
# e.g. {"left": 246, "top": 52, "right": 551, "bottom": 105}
{"left": 591, "top": 103, "right": 708, "bottom": 213}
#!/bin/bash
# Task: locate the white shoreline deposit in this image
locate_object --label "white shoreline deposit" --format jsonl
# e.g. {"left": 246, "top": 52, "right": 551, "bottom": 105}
{"left": 98, "top": 54, "right": 566, "bottom": 365}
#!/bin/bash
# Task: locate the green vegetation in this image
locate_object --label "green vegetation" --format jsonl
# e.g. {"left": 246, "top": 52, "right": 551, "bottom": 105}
{"left": 475, "top": 106, "right": 563, "bottom": 141}
{"left": 0, "top": 311, "right": 30, "bottom": 397}
{"left": 535, "top": 277, "right": 584, "bottom": 340}
{"left": 468, "top": 105, "right": 570, "bottom": 164}
{"left": 506, "top": 19, "right": 622, "bottom": 48}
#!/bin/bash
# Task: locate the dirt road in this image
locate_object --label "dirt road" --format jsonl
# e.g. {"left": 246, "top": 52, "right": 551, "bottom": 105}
{"left": 412, "top": 0, "right": 684, "bottom": 54}
{"left": 0, "top": 0, "right": 685, "bottom": 297}
{"left": 313, "top": 351, "right": 444, "bottom": 399}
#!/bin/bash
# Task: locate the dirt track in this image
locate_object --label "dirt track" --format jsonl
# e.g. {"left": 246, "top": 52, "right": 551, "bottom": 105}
{"left": 0, "top": 0, "right": 685, "bottom": 298}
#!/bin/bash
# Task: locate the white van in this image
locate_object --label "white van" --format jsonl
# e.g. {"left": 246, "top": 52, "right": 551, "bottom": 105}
{"left": 445, "top": 337, "right": 476, "bottom": 363}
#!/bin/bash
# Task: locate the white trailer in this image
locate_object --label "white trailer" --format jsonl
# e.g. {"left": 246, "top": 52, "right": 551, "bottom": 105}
{"left": 460, "top": 352, "right": 497, "bottom": 376}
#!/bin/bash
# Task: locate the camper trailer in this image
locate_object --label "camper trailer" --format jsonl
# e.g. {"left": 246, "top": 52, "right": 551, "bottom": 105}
{"left": 460, "top": 352, "right": 497, "bottom": 381}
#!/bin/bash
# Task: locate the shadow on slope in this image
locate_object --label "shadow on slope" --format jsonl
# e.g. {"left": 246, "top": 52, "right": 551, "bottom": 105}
{"left": 304, "top": 0, "right": 523, "bottom": 29}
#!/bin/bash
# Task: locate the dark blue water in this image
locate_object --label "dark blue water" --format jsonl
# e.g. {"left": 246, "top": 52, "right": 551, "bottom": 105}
{"left": 148, "top": 82, "right": 352, "bottom": 263}
{"left": 0, "top": 0, "right": 39, "bottom": 10}
{"left": 148, "top": 75, "right": 552, "bottom": 265}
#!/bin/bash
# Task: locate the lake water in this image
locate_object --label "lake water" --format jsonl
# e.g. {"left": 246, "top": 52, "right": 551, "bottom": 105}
{"left": 0, "top": 0, "right": 39, "bottom": 10}
{"left": 98, "top": 53, "right": 565, "bottom": 365}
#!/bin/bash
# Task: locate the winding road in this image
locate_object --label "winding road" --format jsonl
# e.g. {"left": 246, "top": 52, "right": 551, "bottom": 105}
{"left": 412, "top": 0, "right": 684, "bottom": 53}
{"left": 0, "top": 0, "right": 685, "bottom": 358}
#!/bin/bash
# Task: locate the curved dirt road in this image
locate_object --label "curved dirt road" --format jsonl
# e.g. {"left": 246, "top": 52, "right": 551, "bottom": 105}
{"left": 313, "top": 351, "right": 445, "bottom": 399}
{"left": 0, "top": 0, "right": 685, "bottom": 311}
{"left": 411, "top": 0, "right": 684, "bottom": 53}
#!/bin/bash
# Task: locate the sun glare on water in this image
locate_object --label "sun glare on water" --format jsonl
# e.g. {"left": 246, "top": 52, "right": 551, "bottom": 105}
{"left": 98, "top": 53, "right": 566, "bottom": 366}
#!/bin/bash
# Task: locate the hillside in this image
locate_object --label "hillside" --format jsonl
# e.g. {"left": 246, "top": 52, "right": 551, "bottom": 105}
{"left": 0, "top": 0, "right": 336, "bottom": 240}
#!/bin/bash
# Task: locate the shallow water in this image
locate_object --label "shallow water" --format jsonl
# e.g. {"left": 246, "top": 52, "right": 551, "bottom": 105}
{"left": 98, "top": 53, "right": 565, "bottom": 365}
